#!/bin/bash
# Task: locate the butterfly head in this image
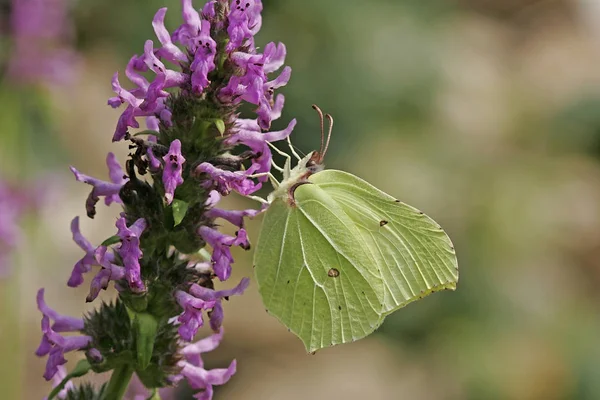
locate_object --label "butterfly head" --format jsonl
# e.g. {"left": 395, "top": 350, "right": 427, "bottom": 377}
{"left": 268, "top": 105, "right": 331, "bottom": 204}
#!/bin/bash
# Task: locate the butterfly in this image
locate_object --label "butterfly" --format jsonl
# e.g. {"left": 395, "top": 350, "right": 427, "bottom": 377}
{"left": 253, "top": 105, "right": 458, "bottom": 352}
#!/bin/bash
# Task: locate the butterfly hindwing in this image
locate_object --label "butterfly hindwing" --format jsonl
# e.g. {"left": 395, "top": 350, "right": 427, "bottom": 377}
{"left": 255, "top": 169, "right": 458, "bottom": 352}
{"left": 254, "top": 185, "right": 384, "bottom": 352}
{"left": 309, "top": 170, "right": 459, "bottom": 315}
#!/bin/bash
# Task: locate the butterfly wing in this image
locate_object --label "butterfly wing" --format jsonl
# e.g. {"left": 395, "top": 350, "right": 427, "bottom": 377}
{"left": 254, "top": 187, "right": 384, "bottom": 353}
{"left": 309, "top": 170, "right": 458, "bottom": 315}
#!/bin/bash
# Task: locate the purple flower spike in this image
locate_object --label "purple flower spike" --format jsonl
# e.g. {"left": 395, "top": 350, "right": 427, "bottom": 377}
{"left": 116, "top": 217, "right": 147, "bottom": 292}
{"left": 70, "top": 153, "right": 128, "bottom": 218}
{"left": 175, "top": 290, "right": 217, "bottom": 341}
{"left": 8, "top": 0, "right": 80, "bottom": 86}
{"left": 163, "top": 140, "right": 186, "bottom": 204}
{"left": 199, "top": 227, "right": 250, "bottom": 281}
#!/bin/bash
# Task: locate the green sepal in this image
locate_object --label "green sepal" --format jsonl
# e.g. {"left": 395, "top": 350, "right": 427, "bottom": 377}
{"left": 47, "top": 360, "right": 92, "bottom": 400}
{"left": 132, "top": 312, "right": 159, "bottom": 370}
{"left": 193, "top": 120, "right": 213, "bottom": 149}
{"left": 101, "top": 235, "right": 121, "bottom": 247}
{"left": 171, "top": 199, "right": 189, "bottom": 227}
{"left": 213, "top": 119, "right": 226, "bottom": 136}
{"left": 125, "top": 292, "right": 149, "bottom": 313}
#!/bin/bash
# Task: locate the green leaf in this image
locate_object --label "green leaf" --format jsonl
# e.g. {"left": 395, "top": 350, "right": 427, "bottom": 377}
{"left": 213, "top": 119, "right": 226, "bottom": 136}
{"left": 133, "top": 312, "right": 159, "bottom": 370}
{"left": 171, "top": 199, "right": 189, "bottom": 227}
{"left": 47, "top": 360, "right": 92, "bottom": 400}
{"left": 101, "top": 235, "right": 121, "bottom": 247}
{"left": 254, "top": 169, "right": 458, "bottom": 352}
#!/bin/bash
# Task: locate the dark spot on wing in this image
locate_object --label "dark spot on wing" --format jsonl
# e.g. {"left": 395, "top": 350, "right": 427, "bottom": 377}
{"left": 338, "top": 305, "right": 342, "bottom": 311}
{"left": 327, "top": 268, "right": 340, "bottom": 277}
{"left": 395, "top": 199, "right": 400, "bottom": 202}
{"left": 379, "top": 220, "right": 388, "bottom": 227}
{"left": 287, "top": 280, "right": 290, "bottom": 284}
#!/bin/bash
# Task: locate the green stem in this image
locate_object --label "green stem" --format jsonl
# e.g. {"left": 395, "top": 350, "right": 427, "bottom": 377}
{"left": 104, "top": 364, "right": 134, "bottom": 400}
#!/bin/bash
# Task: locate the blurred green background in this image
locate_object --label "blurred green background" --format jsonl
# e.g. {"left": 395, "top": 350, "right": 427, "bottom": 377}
{"left": 2, "top": 0, "right": 600, "bottom": 398}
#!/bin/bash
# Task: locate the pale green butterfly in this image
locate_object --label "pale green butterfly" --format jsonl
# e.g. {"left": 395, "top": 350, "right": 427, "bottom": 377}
{"left": 253, "top": 106, "right": 458, "bottom": 353}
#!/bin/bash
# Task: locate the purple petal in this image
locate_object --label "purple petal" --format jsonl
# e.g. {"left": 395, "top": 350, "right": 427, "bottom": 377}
{"left": 175, "top": 290, "right": 216, "bottom": 341}
{"left": 116, "top": 217, "right": 147, "bottom": 293}
{"left": 86, "top": 246, "right": 126, "bottom": 301}
{"left": 181, "top": 359, "right": 236, "bottom": 391}
{"left": 153, "top": 8, "right": 188, "bottom": 63}
{"left": 190, "top": 277, "right": 250, "bottom": 301}
{"left": 181, "top": 328, "right": 225, "bottom": 361}
{"left": 162, "top": 140, "right": 185, "bottom": 205}
{"left": 196, "top": 163, "right": 261, "bottom": 196}
{"left": 37, "top": 289, "right": 84, "bottom": 332}
{"left": 198, "top": 228, "right": 250, "bottom": 281}
{"left": 206, "top": 207, "right": 260, "bottom": 228}
{"left": 190, "top": 20, "right": 216, "bottom": 93}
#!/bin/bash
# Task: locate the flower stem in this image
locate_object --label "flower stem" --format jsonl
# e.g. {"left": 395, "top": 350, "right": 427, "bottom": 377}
{"left": 104, "top": 364, "right": 134, "bottom": 400}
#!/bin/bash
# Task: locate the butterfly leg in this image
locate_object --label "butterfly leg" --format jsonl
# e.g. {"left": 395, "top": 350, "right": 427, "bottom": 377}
{"left": 266, "top": 142, "right": 287, "bottom": 173}
{"left": 244, "top": 194, "right": 269, "bottom": 205}
{"left": 270, "top": 159, "right": 285, "bottom": 173}
{"left": 247, "top": 172, "right": 281, "bottom": 189}
{"left": 286, "top": 136, "right": 302, "bottom": 161}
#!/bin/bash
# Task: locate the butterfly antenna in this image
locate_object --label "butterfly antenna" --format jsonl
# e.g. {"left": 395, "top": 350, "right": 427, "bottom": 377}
{"left": 321, "top": 113, "right": 334, "bottom": 162}
{"left": 312, "top": 104, "right": 325, "bottom": 155}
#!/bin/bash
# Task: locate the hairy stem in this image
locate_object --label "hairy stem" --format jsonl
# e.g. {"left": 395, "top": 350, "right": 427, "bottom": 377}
{"left": 104, "top": 364, "right": 134, "bottom": 400}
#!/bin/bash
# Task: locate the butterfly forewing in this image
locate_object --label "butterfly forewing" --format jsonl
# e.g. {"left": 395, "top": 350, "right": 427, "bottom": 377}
{"left": 309, "top": 170, "right": 459, "bottom": 315}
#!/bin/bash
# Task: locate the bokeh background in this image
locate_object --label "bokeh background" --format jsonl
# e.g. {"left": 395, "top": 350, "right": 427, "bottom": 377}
{"left": 2, "top": 0, "right": 600, "bottom": 398}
